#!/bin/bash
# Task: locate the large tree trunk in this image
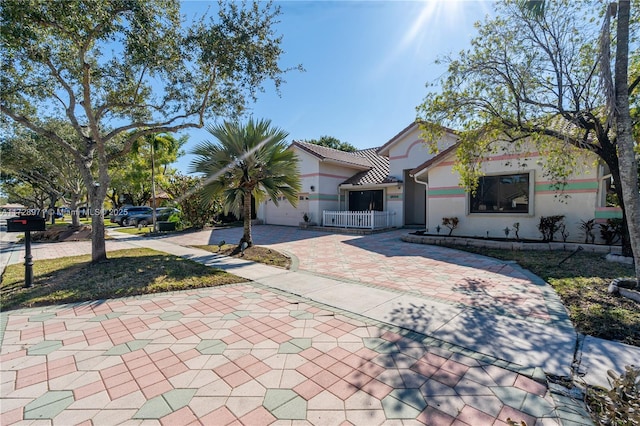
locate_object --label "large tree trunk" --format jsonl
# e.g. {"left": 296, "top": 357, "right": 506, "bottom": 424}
{"left": 75, "top": 150, "right": 110, "bottom": 264}
{"left": 151, "top": 144, "right": 158, "bottom": 232}
{"left": 69, "top": 196, "right": 81, "bottom": 227}
{"left": 607, "top": 158, "right": 632, "bottom": 256}
{"left": 47, "top": 195, "right": 58, "bottom": 225}
{"left": 89, "top": 186, "right": 107, "bottom": 263}
{"left": 614, "top": 0, "right": 640, "bottom": 286}
{"left": 241, "top": 191, "right": 253, "bottom": 247}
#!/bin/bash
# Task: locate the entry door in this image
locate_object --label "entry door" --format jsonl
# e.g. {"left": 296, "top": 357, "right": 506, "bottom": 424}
{"left": 404, "top": 170, "right": 426, "bottom": 225}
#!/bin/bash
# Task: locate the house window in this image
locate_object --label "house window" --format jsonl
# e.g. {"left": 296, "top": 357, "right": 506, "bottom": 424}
{"left": 470, "top": 173, "right": 530, "bottom": 213}
{"left": 599, "top": 173, "right": 617, "bottom": 207}
{"left": 349, "top": 190, "right": 384, "bottom": 211}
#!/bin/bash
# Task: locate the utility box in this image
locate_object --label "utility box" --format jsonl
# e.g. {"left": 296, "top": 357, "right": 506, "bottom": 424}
{"left": 6, "top": 216, "right": 46, "bottom": 233}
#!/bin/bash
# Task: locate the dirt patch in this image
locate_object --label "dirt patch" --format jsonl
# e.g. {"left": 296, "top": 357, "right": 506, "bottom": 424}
{"left": 31, "top": 225, "right": 93, "bottom": 242}
{"left": 195, "top": 244, "right": 291, "bottom": 269}
{"left": 224, "top": 245, "right": 291, "bottom": 269}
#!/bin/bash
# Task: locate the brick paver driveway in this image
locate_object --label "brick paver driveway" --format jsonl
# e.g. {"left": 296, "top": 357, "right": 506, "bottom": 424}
{"left": 0, "top": 226, "right": 579, "bottom": 425}
{"left": 165, "top": 227, "right": 553, "bottom": 323}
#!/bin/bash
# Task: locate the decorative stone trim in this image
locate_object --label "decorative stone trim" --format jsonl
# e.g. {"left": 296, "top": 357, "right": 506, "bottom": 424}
{"left": 605, "top": 253, "right": 634, "bottom": 265}
{"left": 402, "top": 233, "right": 622, "bottom": 254}
{"left": 608, "top": 278, "right": 640, "bottom": 303}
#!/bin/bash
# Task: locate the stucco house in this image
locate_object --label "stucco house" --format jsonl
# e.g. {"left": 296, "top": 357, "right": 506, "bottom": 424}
{"left": 257, "top": 122, "right": 621, "bottom": 243}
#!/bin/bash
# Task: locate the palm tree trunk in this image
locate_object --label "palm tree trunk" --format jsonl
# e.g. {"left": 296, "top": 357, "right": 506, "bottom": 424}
{"left": 241, "top": 191, "right": 253, "bottom": 247}
{"left": 614, "top": 0, "right": 640, "bottom": 287}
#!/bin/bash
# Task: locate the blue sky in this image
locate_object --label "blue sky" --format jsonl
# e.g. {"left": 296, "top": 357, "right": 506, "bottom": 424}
{"left": 176, "top": 0, "right": 495, "bottom": 173}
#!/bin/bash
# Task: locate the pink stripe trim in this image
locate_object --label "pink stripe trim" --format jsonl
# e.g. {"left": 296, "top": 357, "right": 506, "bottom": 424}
{"left": 483, "top": 152, "right": 540, "bottom": 161}
{"left": 538, "top": 178, "right": 599, "bottom": 185}
{"left": 432, "top": 152, "right": 541, "bottom": 169}
{"left": 388, "top": 140, "right": 425, "bottom": 160}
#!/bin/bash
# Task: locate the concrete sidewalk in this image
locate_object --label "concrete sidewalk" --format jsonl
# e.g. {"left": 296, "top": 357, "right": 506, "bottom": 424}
{"left": 0, "top": 227, "right": 615, "bottom": 424}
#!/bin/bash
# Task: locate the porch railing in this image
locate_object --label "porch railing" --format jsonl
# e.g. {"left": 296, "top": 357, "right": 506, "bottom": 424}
{"left": 322, "top": 210, "right": 394, "bottom": 229}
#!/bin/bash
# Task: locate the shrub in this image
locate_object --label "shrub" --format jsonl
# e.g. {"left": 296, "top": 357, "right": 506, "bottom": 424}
{"left": 560, "top": 224, "right": 569, "bottom": 242}
{"left": 599, "top": 218, "right": 623, "bottom": 245}
{"left": 580, "top": 219, "right": 596, "bottom": 244}
{"left": 164, "top": 174, "right": 219, "bottom": 229}
{"left": 538, "top": 215, "right": 565, "bottom": 242}
{"left": 167, "top": 211, "right": 183, "bottom": 230}
{"left": 442, "top": 217, "right": 459, "bottom": 236}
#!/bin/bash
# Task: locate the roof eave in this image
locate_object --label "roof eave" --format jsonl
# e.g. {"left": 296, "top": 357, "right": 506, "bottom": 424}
{"left": 321, "top": 158, "right": 371, "bottom": 170}
{"left": 339, "top": 182, "right": 401, "bottom": 189}
{"left": 377, "top": 122, "right": 459, "bottom": 156}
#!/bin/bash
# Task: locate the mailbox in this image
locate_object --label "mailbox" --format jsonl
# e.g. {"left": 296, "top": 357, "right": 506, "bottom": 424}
{"left": 6, "top": 216, "right": 46, "bottom": 233}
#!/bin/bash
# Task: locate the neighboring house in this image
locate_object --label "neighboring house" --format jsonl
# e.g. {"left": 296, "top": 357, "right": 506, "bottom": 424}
{"left": 258, "top": 141, "right": 398, "bottom": 226}
{"left": 257, "top": 122, "right": 622, "bottom": 243}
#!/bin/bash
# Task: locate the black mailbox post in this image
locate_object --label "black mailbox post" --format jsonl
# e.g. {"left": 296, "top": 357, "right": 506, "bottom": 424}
{"left": 6, "top": 216, "right": 46, "bottom": 288}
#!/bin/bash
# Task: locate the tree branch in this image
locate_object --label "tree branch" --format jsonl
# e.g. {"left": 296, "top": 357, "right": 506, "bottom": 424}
{"left": 629, "top": 75, "right": 640, "bottom": 95}
{"left": 0, "top": 106, "right": 82, "bottom": 159}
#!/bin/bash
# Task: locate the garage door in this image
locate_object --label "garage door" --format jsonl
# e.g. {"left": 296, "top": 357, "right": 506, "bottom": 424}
{"left": 264, "top": 195, "right": 308, "bottom": 226}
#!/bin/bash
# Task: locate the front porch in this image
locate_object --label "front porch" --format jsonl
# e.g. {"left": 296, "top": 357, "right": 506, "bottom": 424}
{"left": 322, "top": 210, "right": 395, "bottom": 230}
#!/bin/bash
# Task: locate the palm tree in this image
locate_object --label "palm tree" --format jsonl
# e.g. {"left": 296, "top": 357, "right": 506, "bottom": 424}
{"left": 190, "top": 119, "right": 301, "bottom": 247}
{"left": 132, "top": 133, "right": 182, "bottom": 232}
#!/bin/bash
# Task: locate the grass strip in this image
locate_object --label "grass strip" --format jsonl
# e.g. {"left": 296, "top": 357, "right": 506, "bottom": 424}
{"left": 1, "top": 248, "right": 246, "bottom": 311}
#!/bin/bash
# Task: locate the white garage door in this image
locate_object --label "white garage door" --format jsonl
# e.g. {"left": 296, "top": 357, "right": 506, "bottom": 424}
{"left": 264, "top": 195, "right": 308, "bottom": 226}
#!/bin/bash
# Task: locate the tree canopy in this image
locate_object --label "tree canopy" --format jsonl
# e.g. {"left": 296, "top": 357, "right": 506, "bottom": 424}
{"left": 1, "top": 0, "right": 299, "bottom": 262}
{"left": 0, "top": 122, "right": 86, "bottom": 224}
{"left": 303, "top": 136, "right": 357, "bottom": 152}
{"left": 108, "top": 133, "right": 184, "bottom": 207}
{"left": 164, "top": 173, "right": 220, "bottom": 229}
{"left": 417, "top": 0, "right": 639, "bottom": 260}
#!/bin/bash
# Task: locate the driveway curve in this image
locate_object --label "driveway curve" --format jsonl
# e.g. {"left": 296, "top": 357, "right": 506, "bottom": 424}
{"left": 164, "top": 227, "right": 556, "bottom": 323}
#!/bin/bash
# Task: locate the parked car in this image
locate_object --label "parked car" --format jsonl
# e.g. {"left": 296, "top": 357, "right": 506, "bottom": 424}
{"left": 125, "top": 207, "right": 180, "bottom": 227}
{"left": 156, "top": 207, "right": 180, "bottom": 222}
{"left": 110, "top": 206, "right": 153, "bottom": 226}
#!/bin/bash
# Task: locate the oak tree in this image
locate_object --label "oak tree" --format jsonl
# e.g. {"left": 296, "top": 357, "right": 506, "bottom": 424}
{"left": 1, "top": 0, "right": 299, "bottom": 262}
{"left": 417, "top": 0, "right": 640, "bottom": 283}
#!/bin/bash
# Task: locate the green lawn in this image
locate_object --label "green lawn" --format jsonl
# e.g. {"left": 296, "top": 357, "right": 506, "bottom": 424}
{"left": 113, "top": 226, "right": 153, "bottom": 235}
{"left": 1, "top": 248, "right": 246, "bottom": 311}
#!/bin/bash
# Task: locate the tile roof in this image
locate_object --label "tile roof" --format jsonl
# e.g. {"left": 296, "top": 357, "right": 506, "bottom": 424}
{"left": 291, "top": 141, "right": 399, "bottom": 186}
{"left": 342, "top": 148, "right": 400, "bottom": 186}
{"left": 291, "top": 141, "right": 371, "bottom": 169}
